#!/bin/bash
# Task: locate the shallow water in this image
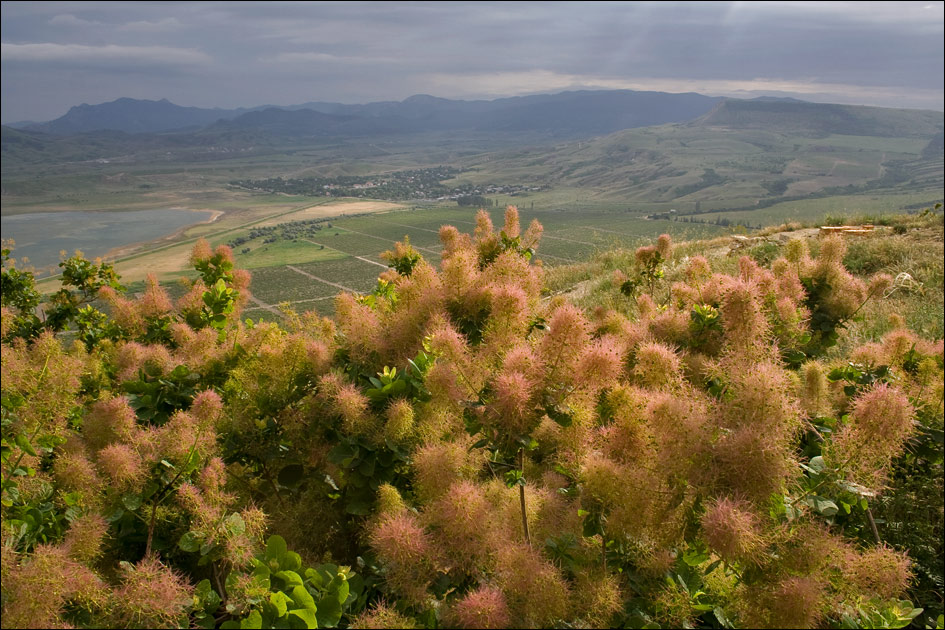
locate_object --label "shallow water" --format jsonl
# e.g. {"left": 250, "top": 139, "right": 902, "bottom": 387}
{"left": 1, "top": 209, "right": 214, "bottom": 277}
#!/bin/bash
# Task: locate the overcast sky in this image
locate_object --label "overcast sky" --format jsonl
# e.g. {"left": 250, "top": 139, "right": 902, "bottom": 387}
{"left": 2, "top": 1, "right": 943, "bottom": 123}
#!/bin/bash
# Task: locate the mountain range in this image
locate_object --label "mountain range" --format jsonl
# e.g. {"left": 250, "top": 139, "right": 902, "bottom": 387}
{"left": 2, "top": 90, "right": 943, "bottom": 169}
{"left": 11, "top": 90, "right": 722, "bottom": 137}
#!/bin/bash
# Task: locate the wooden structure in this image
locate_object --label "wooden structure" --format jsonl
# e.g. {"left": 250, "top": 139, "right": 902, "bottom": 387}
{"left": 819, "top": 224, "right": 875, "bottom": 236}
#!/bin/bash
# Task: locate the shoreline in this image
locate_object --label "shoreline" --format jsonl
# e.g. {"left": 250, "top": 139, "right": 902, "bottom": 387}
{"left": 99, "top": 207, "right": 224, "bottom": 262}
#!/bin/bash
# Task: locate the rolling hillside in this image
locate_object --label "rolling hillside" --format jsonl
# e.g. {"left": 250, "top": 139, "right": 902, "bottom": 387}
{"left": 450, "top": 100, "right": 944, "bottom": 213}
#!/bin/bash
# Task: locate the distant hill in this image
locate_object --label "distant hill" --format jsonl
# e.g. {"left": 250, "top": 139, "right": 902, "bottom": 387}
{"left": 452, "top": 100, "right": 944, "bottom": 205}
{"left": 694, "top": 99, "right": 944, "bottom": 137}
{"left": 205, "top": 90, "right": 723, "bottom": 138}
{"left": 922, "top": 132, "right": 945, "bottom": 159}
{"left": 23, "top": 98, "right": 256, "bottom": 135}
{"left": 204, "top": 108, "right": 357, "bottom": 137}
{"left": 20, "top": 90, "right": 722, "bottom": 139}
{"left": 4, "top": 120, "right": 40, "bottom": 130}
{"left": 0, "top": 125, "right": 185, "bottom": 164}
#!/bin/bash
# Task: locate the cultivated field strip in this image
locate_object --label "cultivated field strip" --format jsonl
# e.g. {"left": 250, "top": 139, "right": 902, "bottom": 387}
{"left": 286, "top": 265, "right": 360, "bottom": 294}
{"left": 300, "top": 239, "right": 388, "bottom": 269}
{"left": 210, "top": 203, "right": 735, "bottom": 320}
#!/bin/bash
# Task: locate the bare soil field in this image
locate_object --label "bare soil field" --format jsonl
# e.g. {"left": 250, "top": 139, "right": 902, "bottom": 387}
{"left": 255, "top": 200, "right": 404, "bottom": 227}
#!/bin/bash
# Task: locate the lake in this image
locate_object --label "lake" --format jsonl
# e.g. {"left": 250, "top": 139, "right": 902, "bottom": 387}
{"left": 1, "top": 208, "right": 215, "bottom": 277}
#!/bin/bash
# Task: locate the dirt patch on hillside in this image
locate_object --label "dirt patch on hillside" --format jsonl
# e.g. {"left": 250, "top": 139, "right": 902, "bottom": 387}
{"left": 113, "top": 243, "right": 197, "bottom": 284}
{"left": 256, "top": 201, "right": 404, "bottom": 227}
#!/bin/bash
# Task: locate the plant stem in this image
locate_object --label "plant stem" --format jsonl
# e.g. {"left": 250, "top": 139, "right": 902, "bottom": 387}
{"left": 518, "top": 448, "right": 530, "bottom": 545}
{"left": 145, "top": 502, "right": 158, "bottom": 556}
{"left": 865, "top": 507, "right": 882, "bottom": 544}
{"left": 601, "top": 532, "right": 607, "bottom": 572}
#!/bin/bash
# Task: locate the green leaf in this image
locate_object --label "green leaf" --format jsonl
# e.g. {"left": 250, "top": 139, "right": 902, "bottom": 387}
{"left": 240, "top": 610, "right": 263, "bottom": 629}
{"left": 278, "top": 464, "right": 306, "bottom": 487}
{"left": 290, "top": 585, "right": 317, "bottom": 611}
{"left": 683, "top": 545, "right": 710, "bottom": 567}
{"left": 283, "top": 551, "right": 302, "bottom": 572}
{"left": 315, "top": 596, "right": 342, "bottom": 628}
{"left": 545, "top": 405, "right": 573, "bottom": 428}
{"left": 713, "top": 607, "right": 732, "bottom": 628}
{"left": 288, "top": 608, "right": 318, "bottom": 629}
{"left": 121, "top": 493, "right": 143, "bottom": 511}
{"left": 14, "top": 433, "right": 36, "bottom": 457}
{"left": 804, "top": 495, "right": 840, "bottom": 517}
{"left": 267, "top": 535, "right": 288, "bottom": 563}
{"left": 270, "top": 591, "right": 289, "bottom": 618}
{"left": 195, "top": 578, "right": 213, "bottom": 599}
{"left": 332, "top": 578, "right": 349, "bottom": 606}
{"left": 345, "top": 500, "right": 371, "bottom": 516}
{"left": 179, "top": 531, "right": 201, "bottom": 553}
{"left": 252, "top": 560, "right": 272, "bottom": 581}
{"left": 357, "top": 457, "right": 375, "bottom": 477}
{"left": 276, "top": 570, "right": 304, "bottom": 589}
{"left": 808, "top": 455, "right": 826, "bottom": 473}
{"left": 468, "top": 437, "right": 489, "bottom": 450}
{"left": 226, "top": 512, "right": 246, "bottom": 535}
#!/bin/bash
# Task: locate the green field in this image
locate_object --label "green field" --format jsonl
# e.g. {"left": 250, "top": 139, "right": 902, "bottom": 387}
{"left": 682, "top": 191, "right": 944, "bottom": 227}
{"left": 179, "top": 204, "right": 732, "bottom": 318}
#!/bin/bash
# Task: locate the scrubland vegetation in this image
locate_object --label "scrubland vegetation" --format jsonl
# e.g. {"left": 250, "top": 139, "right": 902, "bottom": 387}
{"left": 1, "top": 206, "right": 943, "bottom": 629}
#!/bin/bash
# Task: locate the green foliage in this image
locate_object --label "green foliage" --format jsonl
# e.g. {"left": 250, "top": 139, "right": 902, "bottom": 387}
{"left": 689, "top": 303, "right": 722, "bottom": 348}
{"left": 828, "top": 362, "right": 893, "bottom": 397}
{"left": 123, "top": 364, "right": 200, "bottom": 424}
{"left": 620, "top": 248, "right": 664, "bottom": 297}
{"left": 1, "top": 245, "right": 43, "bottom": 340}
{"left": 1, "top": 246, "right": 124, "bottom": 342}
{"left": 193, "top": 535, "right": 361, "bottom": 630}
{"left": 748, "top": 241, "right": 781, "bottom": 266}
{"left": 381, "top": 236, "right": 423, "bottom": 277}
{"left": 46, "top": 254, "right": 124, "bottom": 332}
{"left": 839, "top": 599, "right": 925, "bottom": 629}
{"left": 4, "top": 487, "right": 79, "bottom": 552}
{"left": 801, "top": 274, "right": 845, "bottom": 353}
{"left": 328, "top": 436, "right": 410, "bottom": 515}
{"left": 363, "top": 354, "right": 433, "bottom": 406}
{"left": 356, "top": 278, "right": 398, "bottom": 310}
{"left": 202, "top": 279, "right": 240, "bottom": 335}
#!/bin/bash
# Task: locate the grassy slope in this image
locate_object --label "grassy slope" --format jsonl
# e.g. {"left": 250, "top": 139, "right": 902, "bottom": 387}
{"left": 546, "top": 212, "right": 944, "bottom": 343}
{"left": 451, "top": 124, "right": 942, "bottom": 212}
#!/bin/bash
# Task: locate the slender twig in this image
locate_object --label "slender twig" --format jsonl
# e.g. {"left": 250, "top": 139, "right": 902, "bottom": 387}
{"left": 146, "top": 503, "right": 159, "bottom": 556}
{"left": 601, "top": 531, "right": 607, "bottom": 573}
{"left": 865, "top": 507, "right": 882, "bottom": 544}
{"left": 213, "top": 562, "right": 228, "bottom": 603}
{"left": 518, "top": 448, "right": 530, "bottom": 545}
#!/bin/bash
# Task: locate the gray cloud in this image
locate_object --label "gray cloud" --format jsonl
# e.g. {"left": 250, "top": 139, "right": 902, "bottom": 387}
{"left": 1, "top": 42, "right": 212, "bottom": 67}
{"left": 2, "top": 1, "right": 942, "bottom": 123}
